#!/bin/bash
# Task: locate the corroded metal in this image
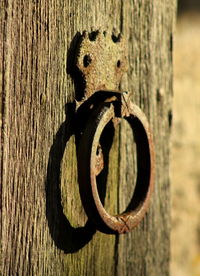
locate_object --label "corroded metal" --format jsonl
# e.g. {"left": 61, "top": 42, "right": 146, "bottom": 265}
{"left": 76, "top": 30, "right": 154, "bottom": 234}
{"left": 76, "top": 30, "right": 128, "bottom": 99}
{"left": 78, "top": 98, "right": 155, "bottom": 234}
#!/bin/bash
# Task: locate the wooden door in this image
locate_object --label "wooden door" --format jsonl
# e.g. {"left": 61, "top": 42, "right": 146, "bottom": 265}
{"left": 1, "top": 1, "right": 176, "bottom": 275}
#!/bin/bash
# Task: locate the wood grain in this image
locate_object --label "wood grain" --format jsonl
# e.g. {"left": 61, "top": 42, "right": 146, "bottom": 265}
{"left": 1, "top": 0, "right": 176, "bottom": 275}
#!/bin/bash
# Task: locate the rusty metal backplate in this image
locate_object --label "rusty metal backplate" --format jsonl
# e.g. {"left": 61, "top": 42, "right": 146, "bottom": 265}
{"left": 76, "top": 30, "right": 128, "bottom": 99}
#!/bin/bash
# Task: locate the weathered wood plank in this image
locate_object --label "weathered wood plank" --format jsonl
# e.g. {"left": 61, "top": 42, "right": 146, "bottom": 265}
{"left": 117, "top": 1, "right": 175, "bottom": 275}
{"left": 1, "top": 0, "right": 175, "bottom": 275}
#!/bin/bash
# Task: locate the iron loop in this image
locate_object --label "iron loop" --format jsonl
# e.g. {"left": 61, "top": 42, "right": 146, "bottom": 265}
{"left": 78, "top": 101, "right": 154, "bottom": 234}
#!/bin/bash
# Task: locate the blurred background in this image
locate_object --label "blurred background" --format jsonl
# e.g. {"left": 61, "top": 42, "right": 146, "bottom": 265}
{"left": 171, "top": 0, "right": 200, "bottom": 275}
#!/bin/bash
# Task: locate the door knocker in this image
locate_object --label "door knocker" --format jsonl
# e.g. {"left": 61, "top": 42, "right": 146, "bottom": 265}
{"left": 73, "top": 30, "right": 154, "bottom": 234}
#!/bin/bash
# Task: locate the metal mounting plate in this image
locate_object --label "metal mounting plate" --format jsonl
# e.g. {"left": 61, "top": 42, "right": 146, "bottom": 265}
{"left": 76, "top": 30, "right": 128, "bottom": 99}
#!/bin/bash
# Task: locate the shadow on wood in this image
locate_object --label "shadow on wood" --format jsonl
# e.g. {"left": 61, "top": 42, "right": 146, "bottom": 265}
{"left": 45, "top": 33, "right": 116, "bottom": 252}
{"left": 45, "top": 103, "right": 96, "bottom": 253}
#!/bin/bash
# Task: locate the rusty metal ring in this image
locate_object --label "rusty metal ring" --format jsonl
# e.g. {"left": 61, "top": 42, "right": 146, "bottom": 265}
{"left": 78, "top": 101, "right": 154, "bottom": 234}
